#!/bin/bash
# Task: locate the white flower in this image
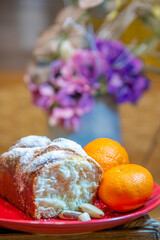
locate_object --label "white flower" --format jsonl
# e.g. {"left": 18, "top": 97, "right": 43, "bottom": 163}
{"left": 59, "top": 40, "right": 75, "bottom": 60}
{"left": 79, "top": 0, "right": 104, "bottom": 9}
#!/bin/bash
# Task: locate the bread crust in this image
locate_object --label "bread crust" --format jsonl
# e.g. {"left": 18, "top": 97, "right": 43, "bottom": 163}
{"left": 0, "top": 136, "right": 102, "bottom": 219}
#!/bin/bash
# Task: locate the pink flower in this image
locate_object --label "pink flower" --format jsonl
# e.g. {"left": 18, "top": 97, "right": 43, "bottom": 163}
{"left": 49, "top": 60, "right": 66, "bottom": 88}
{"left": 66, "top": 50, "right": 106, "bottom": 86}
{"left": 29, "top": 83, "right": 55, "bottom": 110}
{"left": 49, "top": 76, "right": 95, "bottom": 130}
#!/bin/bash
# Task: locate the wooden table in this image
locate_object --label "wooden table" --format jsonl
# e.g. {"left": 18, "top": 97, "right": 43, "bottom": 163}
{"left": 0, "top": 71, "right": 159, "bottom": 239}
{"left": 0, "top": 228, "right": 159, "bottom": 240}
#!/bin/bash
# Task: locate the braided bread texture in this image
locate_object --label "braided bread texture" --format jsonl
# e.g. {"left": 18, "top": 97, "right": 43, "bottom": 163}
{"left": 0, "top": 136, "right": 102, "bottom": 219}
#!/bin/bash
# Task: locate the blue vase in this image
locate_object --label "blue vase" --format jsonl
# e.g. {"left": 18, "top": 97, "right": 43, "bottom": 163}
{"left": 48, "top": 96, "right": 121, "bottom": 147}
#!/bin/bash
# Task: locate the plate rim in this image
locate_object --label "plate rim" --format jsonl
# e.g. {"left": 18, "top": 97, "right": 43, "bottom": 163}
{"left": 0, "top": 182, "right": 160, "bottom": 227}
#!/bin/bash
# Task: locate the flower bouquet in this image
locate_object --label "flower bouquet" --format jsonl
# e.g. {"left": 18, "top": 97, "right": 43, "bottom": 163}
{"left": 25, "top": 0, "right": 155, "bottom": 143}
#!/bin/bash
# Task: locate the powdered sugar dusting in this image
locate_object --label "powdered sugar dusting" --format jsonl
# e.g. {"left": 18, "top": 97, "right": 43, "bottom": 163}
{"left": 2, "top": 148, "right": 27, "bottom": 160}
{"left": 50, "top": 138, "right": 88, "bottom": 158}
{"left": 10, "top": 135, "right": 51, "bottom": 150}
{"left": 24, "top": 150, "right": 76, "bottom": 174}
{"left": 1, "top": 136, "right": 100, "bottom": 175}
{"left": 0, "top": 135, "right": 103, "bottom": 219}
{"left": 1, "top": 147, "right": 41, "bottom": 169}
{"left": 1, "top": 136, "right": 89, "bottom": 173}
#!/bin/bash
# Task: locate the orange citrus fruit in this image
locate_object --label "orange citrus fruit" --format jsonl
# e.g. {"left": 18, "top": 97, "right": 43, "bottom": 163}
{"left": 84, "top": 138, "right": 129, "bottom": 174}
{"left": 98, "top": 164, "right": 154, "bottom": 212}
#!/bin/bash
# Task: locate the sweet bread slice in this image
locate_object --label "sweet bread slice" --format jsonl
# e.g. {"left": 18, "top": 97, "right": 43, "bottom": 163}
{"left": 0, "top": 136, "right": 102, "bottom": 219}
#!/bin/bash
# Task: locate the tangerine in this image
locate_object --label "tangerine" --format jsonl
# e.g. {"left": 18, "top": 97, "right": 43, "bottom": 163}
{"left": 84, "top": 138, "right": 129, "bottom": 174}
{"left": 98, "top": 164, "right": 154, "bottom": 212}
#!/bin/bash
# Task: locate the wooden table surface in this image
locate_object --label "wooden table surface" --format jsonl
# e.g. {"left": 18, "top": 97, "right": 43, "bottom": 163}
{"left": 0, "top": 71, "right": 160, "bottom": 222}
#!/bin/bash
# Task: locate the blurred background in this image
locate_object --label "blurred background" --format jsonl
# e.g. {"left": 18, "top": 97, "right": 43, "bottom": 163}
{"left": 0, "top": 0, "right": 64, "bottom": 69}
{"left": 0, "top": 0, "right": 160, "bottom": 219}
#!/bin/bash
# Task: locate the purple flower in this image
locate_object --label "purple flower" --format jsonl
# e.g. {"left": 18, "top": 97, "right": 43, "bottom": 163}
{"left": 56, "top": 76, "right": 93, "bottom": 106}
{"left": 49, "top": 76, "right": 95, "bottom": 130}
{"left": 49, "top": 60, "right": 66, "bottom": 88}
{"left": 62, "top": 49, "right": 107, "bottom": 88}
{"left": 32, "top": 50, "right": 105, "bottom": 130}
{"left": 27, "top": 37, "right": 150, "bottom": 131}
{"left": 96, "top": 38, "right": 150, "bottom": 103}
{"left": 29, "top": 82, "right": 55, "bottom": 110}
{"left": 108, "top": 73, "right": 150, "bottom": 103}
{"left": 73, "top": 50, "right": 106, "bottom": 78}
{"left": 96, "top": 39, "right": 143, "bottom": 74}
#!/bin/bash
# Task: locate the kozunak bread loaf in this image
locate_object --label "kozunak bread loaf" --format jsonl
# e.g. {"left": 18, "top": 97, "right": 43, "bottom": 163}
{"left": 0, "top": 136, "right": 103, "bottom": 219}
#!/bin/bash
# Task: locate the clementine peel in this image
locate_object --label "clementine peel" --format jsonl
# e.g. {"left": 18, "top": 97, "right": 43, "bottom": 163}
{"left": 98, "top": 164, "right": 154, "bottom": 212}
{"left": 84, "top": 138, "right": 129, "bottom": 173}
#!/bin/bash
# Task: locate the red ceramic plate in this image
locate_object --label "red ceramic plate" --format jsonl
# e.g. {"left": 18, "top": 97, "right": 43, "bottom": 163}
{"left": 0, "top": 182, "right": 160, "bottom": 235}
